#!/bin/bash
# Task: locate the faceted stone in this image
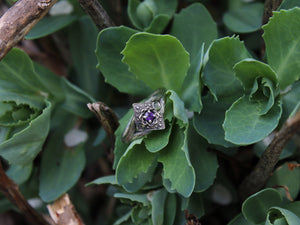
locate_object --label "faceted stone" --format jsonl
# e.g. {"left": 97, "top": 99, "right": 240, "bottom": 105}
{"left": 144, "top": 111, "right": 155, "bottom": 122}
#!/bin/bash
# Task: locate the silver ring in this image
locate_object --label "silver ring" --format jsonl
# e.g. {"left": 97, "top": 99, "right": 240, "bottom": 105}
{"left": 122, "top": 89, "right": 165, "bottom": 143}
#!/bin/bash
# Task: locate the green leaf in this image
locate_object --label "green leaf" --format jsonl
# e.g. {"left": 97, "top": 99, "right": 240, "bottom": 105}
{"left": 114, "top": 193, "right": 150, "bottom": 206}
{"left": 267, "top": 207, "right": 300, "bottom": 225}
{"left": 185, "top": 193, "right": 205, "bottom": 218}
{"left": 122, "top": 33, "right": 190, "bottom": 93}
{"left": 96, "top": 26, "right": 152, "bottom": 96}
{"left": 193, "top": 94, "right": 236, "bottom": 147}
{"left": 266, "top": 162, "right": 300, "bottom": 201}
{"left": 223, "top": 96, "right": 282, "bottom": 145}
{"left": 151, "top": 189, "right": 168, "bottom": 225}
{"left": 68, "top": 17, "right": 101, "bottom": 98}
{"left": 86, "top": 175, "right": 118, "bottom": 186}
{"left": 0, "top": 101, "right": 51, "bottom": 165}
{"left": 284, "top": 201, "right": 300, "bottom": 217}
{"left": 144, "top": 124, "right": 172, "bottom": 152}
{"left": 202, "top": 36, "right": 250, "bottom": 102}
{"left": 223, "top": 3, "right": 264, "bottom": 33}
{"left": 263, "top": 8, "right": 300, "bottom": 90}
{"left": 26, "top": 15, "right": 78, "bottom": 40}
{"left": 228, "top": 214, "right": 255, "bottom": 225}
{"left": 116, "top": 139, "right": 157, "bottom": 192}
{"left": 6, "top": 163, "right": 33, "bottom": 185}
{"left": 281, "top": 81, "right": 300, "bottom": 122}
{"left": 39, "top": 123, "right": 86, "bottom": 202}
{"left": 158, "top": 124, "right": 195, "bottom": 198}
{"left": 113, "top": 209, "right": 133, "bottom": 225}
{"left": 188, "top": 126, "right": 218, "bottom": 192}
{"left": 242, "top": 188, "right": 283, "bottom": 224}
{"left": 128, "top": 0, "right": 177, "bottom": 33}
{"left": 166, "top": 90, "right": 188, "bottom": 126}
{"left": 164, "top": 193, "right": 176, "bottom": 225}
{"left": 279, "top": 0, "right": 300, "bottom": 10}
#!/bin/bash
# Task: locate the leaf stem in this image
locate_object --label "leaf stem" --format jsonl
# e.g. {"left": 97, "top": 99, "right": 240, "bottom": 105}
{"left": 239, "top": 110, "right": 300, "bottom": 200}
{"left": 0, "top": 0, "right": 58, "bottom": 60}
{"left": 78, "top": 0, "right": 115, "bottom": 30}
{"left": 0, "top": 161, "right": 51, "bottom": 225}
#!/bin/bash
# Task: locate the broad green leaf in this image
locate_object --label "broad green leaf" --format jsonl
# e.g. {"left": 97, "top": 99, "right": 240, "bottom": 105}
{"left": 151, "top": 189, "right": 168, "bottom": 225}
{"left": 96, "top": 26, "right": 152, "bottom": 96}
{"left": 166, "top": 90, "right": 188, "bottom": 126}
{"left": 281, "top": 80, "right": 300, "bottom": 122}
{"left": 113, "top": 209, "right": 133, "bottom": 225}
{"left": 6, "top": 163, "right": 32, "bottom": 185}
{"left": 128, "top": 0, "right": 177, "bottom": 33}
{"left": 116, "top": 139, "right": 157, "bottom": 192}
{"left": 263, "top": 8, "right": 300, "bottom": 90}
{"left": 114, "top": 109, "right": 132, "bottom": 169}
{"left": 202, "top": 36, "right": 250, "bottom": 102}
{"left": 39, "top": 122, "right": 86, "bottom": 202}
{"left": 122, "top": 33, "right": 190, "bottom": 93}
{"left": 171, "top": 2, "right": 217, "bottom": 111}
{"left": 0, "top": 101, "right": 51, "bottom": 165}
{"left": 164, "top": 193, "right": 176, "bottom": 225}
{"left": 188, "top": 126, "right": 218, "bottom": 192}
{"left": 267, "top": 207, "right": 300, "bottom": 225}
{"left": 284, "top": 201, "right": 300, "bottom": 217}
{"left": 228, "top": 214, "right": 255, "bottom": 225}
{"left": 114, "top": 193, "right": 150, "bottom": 206}
{"left": 279, "top": 0, "right": 300, "bottom": 10}
{"left": 144, "top": 124, "right": 172, "bottom": 152}
{"left": 266, "top": 162, "right": 300, "bottom": 201}
{"left": 86, "top": 175, "right": 118, "bottom": 186}
{"left": 193, "top": 94, "right": 236, "bottom": 147}
{"left": 242, "top": 188, "right": 283, "bottom": 224}
{"left": 158, "top": 124, "right": 195, "bottom": 198}
{"left": 0, "top": 48, "right": 47, "bottom": 92}
{"left": 223, "top": 3, "right": 264, "bottom": 33}
{"left": 26, "top": 15, "right": 78, "bottom": 39}
{"left": 223, "top": 96, "right": 282, "bottom": 145}
{"left": 68, "top": 16, "right": 101, "bottom": 98}
{"left": 131, "top": 206, "right": 150, "bottom": 224}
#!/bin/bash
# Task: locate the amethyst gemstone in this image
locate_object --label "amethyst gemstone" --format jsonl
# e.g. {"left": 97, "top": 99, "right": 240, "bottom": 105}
{"left": 144, "top": 111, "right": 155, "bottom": 122}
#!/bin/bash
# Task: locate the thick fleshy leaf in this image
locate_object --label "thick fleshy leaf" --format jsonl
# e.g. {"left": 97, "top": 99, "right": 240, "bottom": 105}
{"left": 166, "top": 90, "right": 188, "bottom": 127}
{"left": 95, "top": 26, "right": 152, "bottom": 96}
{"left": 128, "top": 0, "right": 177, "bottom": 33}
{"left": 263, "top": 8, "right": 300, "bottom": 90}
{"left": 122, "top": 33, "right": 190, "bottom": 93}
{"left": 0, "top": 101, "right": 51, "bottom": 165}
{"left": 114, "top": 193, "right": 150, "bottom": 206}
{"left": 188, "top": 126, "right": 218, "bottom": 192}
{"left": 144, "top": 124, "right": 172, "bottom": 152}
{"left": 266, "top": 162, "right": 300, "bottom": 201}
{"left": 202, "top": 36, "right": 251, "bottom": 102}
{"left": 223, "top": 3, "right": 264, "bottom": 33}
{"left": 228, "top": 214, "right": 255, "bottom": 225}
{"left": 39, "top": 121, "right": 86, "bottom": 202}
{"left": 116, "top": 139, "right": 157, "bottom": 192}
{"left": 113, "top": 209, "right": 133, "bottom": 225}
{"left": 279, "top": 0, "right": 300, "bottom": 9}
{"left": 151, "top": 189, "right": 168, "bottom": 225}
{"left": 68, "top": 17, "right": 101, "bottom": 98}
{"left": 86, "top": 175, "right": 118, "bottom": 186}
{"left": 284, "top": 201, "right": 300, "bottom": 217}
{"left": 281, "top": 81, "right": 300, "bottom": 122}
{"left": 158, "top": 124, "right": 195, "bottom": 198}
{"left": 224, "top": 96, "right": 282, "bottom": 145}
{"left": 26, "top": 15, "right": 78, "bottom": 39}
{"left": 267, "top": 207, "right": 300, "bottom": 225}
{"left": 164, "top": 193, "right": 176, "bottom": 225}
{"left": 6, "top": 163, "right": 33, "bottom": 185}
{"left": 242, "top": 188, "right": 283, "bottom": 224}
{"left": 193, "top": 94, "right": 235, "bottom": 147}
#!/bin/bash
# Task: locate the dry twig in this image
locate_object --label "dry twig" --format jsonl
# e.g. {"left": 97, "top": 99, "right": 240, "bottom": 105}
{"left": 239, "top": 110, "right": 300, "bottom": 199}
{"left": 0, "top": 0, "right": 58, "bottom": 60}
{"left": 78, "top": 0, "right": 115, "bottom": 30}
{"left": 262, "top": 0, "right": 283, "bottom": 25}
{"left": 0, "top": 161, "right": 50, "bottom": 225}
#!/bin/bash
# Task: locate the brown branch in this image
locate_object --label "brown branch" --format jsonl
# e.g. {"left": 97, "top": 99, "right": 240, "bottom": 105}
{"left": 0, "top": 161, "right": 51, "bottom": 225}
{"left": 262, "top": 0, "right": 283, "bottom": 25}
{"left": 78, "top": 0, "right": 115, "bottom": 31}
{"left": 239, "top": 110, "right": 300, "bottom": 200}
{"left": 47, "top": 194, "right": 85, "bottom": 225}
{"left": 0, "top": 0, "right": 58, "bottom": 60}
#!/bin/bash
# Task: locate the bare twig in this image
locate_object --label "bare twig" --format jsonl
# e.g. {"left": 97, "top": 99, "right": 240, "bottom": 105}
{"left": 239, "top": 110, "right": 300, "bottom": 200}
{"left": 0, "top": 0, "right": 58, "bottom": 60}
{"left": 78, "top": 0, "right": 115, "bottom": 30}
{"left": 47, "top": 194, "right": 85, "bottom": 225}
{"left": 0, "top": 161, "right": 51, "bottom": 225}
{"left": 262, "top": 0, "right": 283, "bottom": 25}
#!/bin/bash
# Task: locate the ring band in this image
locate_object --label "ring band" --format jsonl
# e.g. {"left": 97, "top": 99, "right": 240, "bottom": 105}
{"left": 122, "top": 89, "right": 165, "bottom": 143}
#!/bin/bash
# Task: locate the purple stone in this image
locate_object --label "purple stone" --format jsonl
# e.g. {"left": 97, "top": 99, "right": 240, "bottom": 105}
{"left": 144, "top": 111, "right": 155, "bottom": 122}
